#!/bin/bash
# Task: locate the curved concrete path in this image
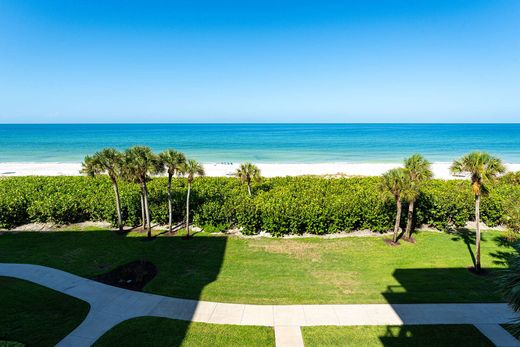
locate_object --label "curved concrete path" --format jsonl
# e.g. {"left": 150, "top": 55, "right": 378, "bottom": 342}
{"left": 1, "top": 263, "right": 520, "bottom": 347}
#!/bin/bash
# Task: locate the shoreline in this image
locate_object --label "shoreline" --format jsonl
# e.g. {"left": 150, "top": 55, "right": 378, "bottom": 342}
{"left": 1, "top": 162, "right": 520, "bottom": 179}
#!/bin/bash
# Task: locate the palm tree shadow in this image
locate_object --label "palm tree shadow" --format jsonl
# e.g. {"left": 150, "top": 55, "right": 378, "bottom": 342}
{"left": 153, "top": 222, "right": 185, "bottom": 238}
{"left": 450, "top": 228, "right": 476, "bottom": 268}
{"left": 489, "top": 235, "right": 520, "bottom": 266}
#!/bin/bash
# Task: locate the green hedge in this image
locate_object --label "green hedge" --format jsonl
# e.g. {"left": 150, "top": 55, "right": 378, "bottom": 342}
{"left": 0, "top": 176, "right": 518, "bottom": 234}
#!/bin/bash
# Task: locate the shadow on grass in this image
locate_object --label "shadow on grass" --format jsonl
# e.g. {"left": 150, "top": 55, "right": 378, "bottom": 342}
{"left": 450, "top": 228, "right": 477, "bottom": 268}
{"left": 0, "top": 230, "right": 227, "bottom": 347}
{"left": 376, "top": 230, "right": 519, "bottom": 344}
{"left": 382, "top": 267, "right": 502, "bottom": 304}
{"left": 379, "top": 267, "right": 503, "bottom": 346}
{"left": 378, "top": 325, "right": 494, "bottom": 346}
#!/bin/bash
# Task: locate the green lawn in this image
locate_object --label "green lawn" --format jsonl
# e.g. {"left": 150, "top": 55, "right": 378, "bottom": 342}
{"left": 93, "top": 317, "right": 274, "bottom": 347}
{"left": 94, "top": 320, "right": 495, "bottom": 347}
{"left": 302, "top": 325, "right": 494, "bottom": 346}
{"left": 0, "top": 277, "right": 90, "bottom": 346}
{"left": 0, "top": 229, "right": 513, "bottom": 304}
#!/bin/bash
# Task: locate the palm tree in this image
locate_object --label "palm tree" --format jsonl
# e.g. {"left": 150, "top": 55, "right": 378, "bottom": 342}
{"left": 81, "top": 148, "right": 124, "bottom": 232}
{"left": 381, "top": 168, "right": 409, "bottom": 243}
{"left": 235, "top": 162, "right": 261, "bottom": 196}
{"left": 159, "top": 149, "right": 186, "bottom": 233}
{"left": 179, "top": 159, "right": 205, "bottom": 238}
{"left": 123, "top": 146, "right": 163, "bottom": 238}
{"left": 497, "top": 253, "right": 520, "bottom": 334}
{"left": 450, "top": 152, "right": 506, "bottom": 271}
{"left": 403, "top": 154, "right": 433, "bottom": 240}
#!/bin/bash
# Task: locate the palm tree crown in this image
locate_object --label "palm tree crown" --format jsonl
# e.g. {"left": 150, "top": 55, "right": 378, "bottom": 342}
{"left": 123, "top": 146, "right": 163, "bottom": 182}
{"left": 81, "top": 148, "right": 122, "bottom": 179}
{"left": 236, "top": 162, "right": 261, "bottom": 195}
{"left": 403, "top": 154, "right": 432, "bottom": 198}
{"left": 450, "top": 151, "right": 506, "bottom": 195}
{"left": 159, "top": 149, "right": 186, "bottom": 176}
{"left": 235, "top": 162, "right": 261, "bottom": 184}
{"left": 381, "top": 168, "right": 408, "bottom": 198}
{"left": 404, "top": 154, "right": 432, "bottom": 183}
{"left": 180, "top": 159, "right": 205, "bottom": 183}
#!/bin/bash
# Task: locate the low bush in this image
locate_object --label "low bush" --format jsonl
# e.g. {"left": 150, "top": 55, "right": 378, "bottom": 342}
{"left": 1, "top": 176, "right": 518, "bottom": 235}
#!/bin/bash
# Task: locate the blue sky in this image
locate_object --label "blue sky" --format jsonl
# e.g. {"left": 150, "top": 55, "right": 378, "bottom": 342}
{"left": 0, "top": 0, "right": 519, "bottom": 123}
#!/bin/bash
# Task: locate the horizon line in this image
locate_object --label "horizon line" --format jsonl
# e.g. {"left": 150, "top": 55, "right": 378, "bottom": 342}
{"left": 1, "top": 122, "right": 520, "bottom": 125}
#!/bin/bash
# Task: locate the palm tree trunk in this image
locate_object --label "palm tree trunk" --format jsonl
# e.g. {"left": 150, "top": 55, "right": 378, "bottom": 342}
{"left": 140, "top": 193, "right": 146, "bottom": 230}
{"left": 142, "top": 181, "right": 152, "bottom": 238}
{"left": 111, "top": 177, "right": 123, "bottom": 232}
{"left": 247, "top": 182, "right": 252, "bottom": 196}
{"left": 404, "top": 199, "right": 415, "bottom": 239}
{"left": 167, "top": 173, "right": 173, "bottom": 233}
{"left": 186, "top": 181, "right": 191, "bottom": 238}
{"left": 393, "top": 196, "right": 402, "bottom": 243}
{"left": 475, "top": 194, "right": 481, "bottom": 271}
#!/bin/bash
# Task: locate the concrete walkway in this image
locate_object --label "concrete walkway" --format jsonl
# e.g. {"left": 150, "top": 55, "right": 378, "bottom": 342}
{"left": 1, "top": 263, "right": 519, "bottom": 347}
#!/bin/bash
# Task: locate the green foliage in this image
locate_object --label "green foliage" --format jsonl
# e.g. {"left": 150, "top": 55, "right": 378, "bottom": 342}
{"left": 1, "top": 176, "right": 519, "bottom": 235}
{"left": 500, "top": 171, "right": 520, "bottom": 185}
{"left": 235, "top": 197, "right": 261, "bottom": 235}
{"left": 0, "top": 181, "right": 30, "bottom": 228}
{"left": 416, "top": 180, "right": 473, "bottom": 231}
{"left": 499, "top": 184, "right": 520, "bottom": 233}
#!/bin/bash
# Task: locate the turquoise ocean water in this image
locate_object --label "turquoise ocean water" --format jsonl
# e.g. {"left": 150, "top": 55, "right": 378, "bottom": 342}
{"left": 0, "top": 124, "right": 519, "bottom": 163}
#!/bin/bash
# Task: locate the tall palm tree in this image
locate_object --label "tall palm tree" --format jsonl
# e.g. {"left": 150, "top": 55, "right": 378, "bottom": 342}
{"left": 450, "top": 152, "right": 506, "bottom": 271}
{"left": 403, "top": 154, "right": 433, "bottom": 240}
{"left": 81, "top": 148, "right": 124, "bottom": 232}
{"left": 123, "top": 146, "right": 163, "bottom": 238}
{"left": 179, "top": 159, "right": 205, "bottom": 238}
{"left": 159, "top": 149, "right": 186, "bottom": 233}
{"left": 235, "top": 162, "right": 261, "bottom": 196}
{"left": 381, "top": 168, "right": 409, "bottom": 243}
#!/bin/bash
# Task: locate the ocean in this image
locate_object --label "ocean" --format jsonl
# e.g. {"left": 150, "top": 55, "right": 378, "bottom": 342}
{"left": 1, "top": 123, "right": 519, "bottom": 164}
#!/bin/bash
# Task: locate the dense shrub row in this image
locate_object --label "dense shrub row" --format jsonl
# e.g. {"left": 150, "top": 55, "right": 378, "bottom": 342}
{"left": 1, "top": 176, "right": 519, "bottom": 234}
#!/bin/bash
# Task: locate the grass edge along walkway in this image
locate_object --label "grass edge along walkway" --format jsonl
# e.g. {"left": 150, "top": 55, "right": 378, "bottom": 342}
{"left": 1, "top": 263, "right": 519, "bottom": 347}
{"left": 301, "top": 325, "right": 495, "bottom": 347}
{"left": 0, "top": 276, "right": 90, "bottom": 346}
{"left": 93, "top": 316, "right": 275, "bottom": 347}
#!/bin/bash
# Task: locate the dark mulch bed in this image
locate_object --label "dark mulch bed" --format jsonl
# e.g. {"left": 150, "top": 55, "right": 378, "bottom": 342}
{"left": 383, "top": 238, "right": 400, "bottom": 246}
{"left": 93, "top": 260, "right": 157, "bottom": 291}
{"left": 401, "top": 236, "right": 417, "bottom": 244}
{"left": 467, "top": 266, "right": 491, "bottom": 277}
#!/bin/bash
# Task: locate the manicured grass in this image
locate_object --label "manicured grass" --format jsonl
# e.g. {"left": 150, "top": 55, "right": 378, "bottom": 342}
{"left": 0, "top": 276, "right": 90, "bottom": 346}
{"left": 93, "top": 317, "right": 274, "bottom": 347}
{"left": 302, "top": 325, "right": 494, "bottom": 346}
{"left": 0, "top": 229, "right": 513, "bottom": 304}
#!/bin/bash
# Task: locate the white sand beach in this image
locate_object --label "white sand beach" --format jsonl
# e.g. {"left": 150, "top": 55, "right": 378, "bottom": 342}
{"left": 1, "top": 162, "right": 520, "bottom": 179}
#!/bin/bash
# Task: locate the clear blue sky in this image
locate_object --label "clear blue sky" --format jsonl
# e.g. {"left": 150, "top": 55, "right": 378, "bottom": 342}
{"left": 0, "top": 0, "right": 519, "bottom": 123}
